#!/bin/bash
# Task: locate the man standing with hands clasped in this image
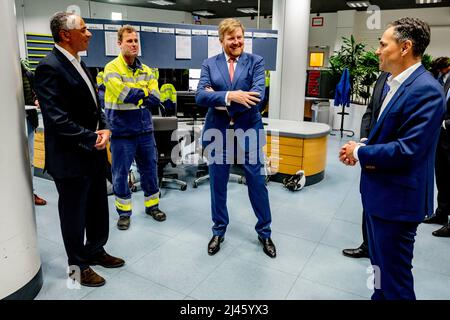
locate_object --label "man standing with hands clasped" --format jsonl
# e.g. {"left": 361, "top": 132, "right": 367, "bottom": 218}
{"left": 339, "top": 17, "right": 445, "bottom": 300}
{"left": 35, "top": 12, "right": 125, "bottom": 287}
{"left": 196, "top": 18, "right": 276, "bottom": 258}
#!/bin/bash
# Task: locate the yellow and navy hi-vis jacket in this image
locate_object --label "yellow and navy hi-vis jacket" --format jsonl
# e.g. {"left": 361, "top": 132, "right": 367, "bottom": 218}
{"left": 103, "top": 54, "right": 160, "bottom": 137}
{"left": 160, "top": 83, "right": 177, "bottom": 103}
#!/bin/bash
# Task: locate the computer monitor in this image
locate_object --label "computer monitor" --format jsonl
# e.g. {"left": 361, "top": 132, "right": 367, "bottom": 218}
{"left": 176, "top": 91, "right": 208, "bottom": 121}
{"left": 189, "top": 79, "right": 199, "bottom": 91}
{"left": 309, "top": 52, "right": 324, "bottom": 68}
{"left": 305, "top": 69, "right": 336, "bottom": 99}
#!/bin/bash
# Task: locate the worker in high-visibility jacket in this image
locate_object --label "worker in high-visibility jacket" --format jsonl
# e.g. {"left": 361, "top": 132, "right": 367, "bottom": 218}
{"left": 104, "top": 25, "right": 166, "bottom": 230}
{"left": 160, "top": 83, "right": 177, "bottom": 116}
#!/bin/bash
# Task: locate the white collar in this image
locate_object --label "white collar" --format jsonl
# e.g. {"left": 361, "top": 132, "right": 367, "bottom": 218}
{"left": 387, "top": 61, "right": 422, "bottom": 87}
{"left": 55, "top": 43, "right": 80, "bottom": 63}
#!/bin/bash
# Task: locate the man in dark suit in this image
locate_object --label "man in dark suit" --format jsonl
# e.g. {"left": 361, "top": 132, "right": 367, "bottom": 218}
{"left": 427, "top": 73, "right": 450, "bottom": 236}
{"left": 342, "top": 72, "right": 389, "bottom": 259}
{"left": 34, "top": 12, "right": 124, "bottom": 287}
{"left": 196, "top": 18, "right": 276, "bottom": 258}
{"left": 340, "top": 18, "right": 445, "bottom": 299}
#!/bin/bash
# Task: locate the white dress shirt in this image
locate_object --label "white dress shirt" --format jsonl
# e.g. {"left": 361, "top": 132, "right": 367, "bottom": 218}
{"left": 354, "top": 62, "right": 422, "bottom": 160}
{"left": 54, "top": 44, "right": 98, "bottom": 107}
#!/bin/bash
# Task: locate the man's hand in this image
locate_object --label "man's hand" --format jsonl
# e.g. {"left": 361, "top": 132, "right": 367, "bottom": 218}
{"left": 205, "top": 86, "right": 215, "bottom": 92}
{"left": 339, "top": 141, "right": 358, "bottom": 166}
{"left": 94, "top": 129, "right": 111, "bottom": 150}
{"left": 228, "top": 90, "right": 261, "bottom": 108}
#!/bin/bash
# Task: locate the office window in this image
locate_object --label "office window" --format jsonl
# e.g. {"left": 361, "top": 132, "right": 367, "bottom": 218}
{"left": 309, "top": 52, "right": 324, "bottom": 68}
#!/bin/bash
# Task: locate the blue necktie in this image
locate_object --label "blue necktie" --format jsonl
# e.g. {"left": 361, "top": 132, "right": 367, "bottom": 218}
{"left": 438, "top": 74, "right": 445, "bottom": 86}
{"left": 381, "top": 82, "right": 390, "bottom": 102}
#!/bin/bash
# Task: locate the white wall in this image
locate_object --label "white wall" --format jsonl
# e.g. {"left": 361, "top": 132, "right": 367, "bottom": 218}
{"left": 308, "top": 12, "right": 337, "bottom": 57}
{"left": 16, "top": 1, "right": 450, "bottom": 62}
{"left": 354, "top": 7, "right": 450, "bottom": 54}
{"left": 16, "top": 0, "right": 192, "bottom": 47}
{"left": 308, "top": 7, "right": 450, "bottom": 66}
{"left": 205, "top": 16, "right": 272, "bottom": 29}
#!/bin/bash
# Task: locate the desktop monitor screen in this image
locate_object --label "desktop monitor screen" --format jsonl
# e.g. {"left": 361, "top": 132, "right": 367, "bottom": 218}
{"left": 189, "top": 79, "right": 199, "bottom": 91}
{"left": 309, "top": 52, "right": 324, "bottom": 68}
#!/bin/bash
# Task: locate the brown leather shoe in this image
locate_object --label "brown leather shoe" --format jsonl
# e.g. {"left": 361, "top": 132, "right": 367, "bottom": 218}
{"left": 34, "top": 194, "right": 47, "bottom": 206}
{"left": 89, "top": 252, "right": 125, "bottom": 268}
{"left": 76, "top": 267, "right": 105, "bottom": 287}
{"left": 117, "top": 216, "right": 130, "bottom": 230}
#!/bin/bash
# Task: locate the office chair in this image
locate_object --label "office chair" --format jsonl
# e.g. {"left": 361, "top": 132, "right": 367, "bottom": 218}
{"left": 153, "top": 116, "right": 187, "bottom": 191}
{"left": 179, "top": 124, "right": 245, "bottom": 188}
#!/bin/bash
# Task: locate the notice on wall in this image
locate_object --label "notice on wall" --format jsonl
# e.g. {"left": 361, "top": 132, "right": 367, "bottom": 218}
{"left": 192, "top": 29, "right": 207, "bottom": 36}
{"left": 253, "top": 32, "right": 267, "bottom": 38}
{"left": 208, "top": 36, "right": 222, "bottom": 58}
{"left": 159, "top": 27, "right": 175, "bottom": 34}
{"left": 176, "top": 28, "right": 191, "bottom": 35}
{"left": 176, "top": 36, "right": 192, "bottom": 59}
{"left": 244, "top": 38, "right": 253, "bottom": 54}
{"left": 104, "top": 24, "right": 122, "bottom": 31}
{"left": 86, "top": 23, "right": 104, "bottom": 30}
{"left": 105, "top": 31, "right": 142, "bottom": 56}
{"left": 142, "top": 26, "right": 158, "bottom": 33}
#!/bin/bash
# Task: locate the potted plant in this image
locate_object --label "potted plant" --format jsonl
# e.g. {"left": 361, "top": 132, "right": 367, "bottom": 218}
{"left": 329, "top": 35, "right": 380, "bottom": 105}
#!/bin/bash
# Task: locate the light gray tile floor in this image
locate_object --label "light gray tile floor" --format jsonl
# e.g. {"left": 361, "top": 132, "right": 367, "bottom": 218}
{"left": 33, "top": 134, "right": 450, "bottom": 300}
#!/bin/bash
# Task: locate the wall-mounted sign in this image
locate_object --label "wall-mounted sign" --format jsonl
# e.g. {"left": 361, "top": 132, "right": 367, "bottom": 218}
{"left": 311, "top": 17, "right": 324, "bottom": 27}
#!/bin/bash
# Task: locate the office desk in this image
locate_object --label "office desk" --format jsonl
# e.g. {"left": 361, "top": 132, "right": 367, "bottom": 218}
{"left": 262, "top": 118, "right": 330, "bottom": 185}
{"left": 178, "top": 118, "right": 331, "bottom": 185}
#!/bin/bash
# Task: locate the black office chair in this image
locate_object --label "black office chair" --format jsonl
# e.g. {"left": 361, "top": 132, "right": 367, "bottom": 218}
{"left": 153, "top": 116, "right": 187, "bottom": 191}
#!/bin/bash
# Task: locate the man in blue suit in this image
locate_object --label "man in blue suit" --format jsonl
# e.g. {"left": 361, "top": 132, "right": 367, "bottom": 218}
{"left": 339, "top": 17, "right": 445, "bottom": 299}
{"left": 196, "top": 18, "right": 276, "bottom": 258}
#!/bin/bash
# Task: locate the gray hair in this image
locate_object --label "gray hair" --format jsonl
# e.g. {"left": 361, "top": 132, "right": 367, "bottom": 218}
{"left": 389, "top": 17, "right": 430, "bottom": 58}
{"left": 50, "top": 11, "right": 80, "bottom": 43}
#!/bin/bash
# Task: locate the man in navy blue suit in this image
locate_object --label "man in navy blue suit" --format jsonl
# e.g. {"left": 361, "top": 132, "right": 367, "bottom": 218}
{"left": 196, "top": 18, "right": 276, "bottom": 258}
{"left": 35, "top": 12, "right": 125, "bottom": 287}
{"left": 339, "top": 17, "right": 445, "bottom": 299}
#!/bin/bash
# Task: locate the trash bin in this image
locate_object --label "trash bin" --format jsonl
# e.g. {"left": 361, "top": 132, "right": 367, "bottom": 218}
{"left": 311, "top": 101, "right": 330, "bottom": 124}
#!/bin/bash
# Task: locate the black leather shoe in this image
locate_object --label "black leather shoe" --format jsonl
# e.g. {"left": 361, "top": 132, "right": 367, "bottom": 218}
{"left": 432, "top": 225, "right": 450, "bottom": 237}
{"left": 258, "top": 236, "right": 276, "bottom": 258}
{"left": 342, "top": 245, "right": 369, "bottom": 258}
{"left": 423, "top": 214, "right": 448, "bottom": 225}
{"left": 208, "top": 236, "right": 224, "bottom": 256}
{"left": 146, "top": 207, "right": 167, "bottom": 222}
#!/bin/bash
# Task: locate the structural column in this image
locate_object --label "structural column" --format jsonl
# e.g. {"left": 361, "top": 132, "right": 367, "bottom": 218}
{"left": 269, "top": 0, "right": 311, "bottom": 121}
{"left": 0, "top": 0, "right": 42, "bottom": 299}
